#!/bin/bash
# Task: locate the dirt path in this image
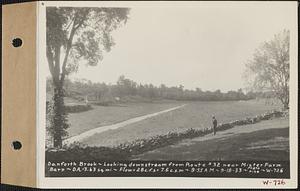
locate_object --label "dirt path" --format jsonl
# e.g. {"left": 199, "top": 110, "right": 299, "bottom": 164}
{"left": 134, "top": 117, "right": 289, "bottom": 160}
{"left": 64, "top": 104, "right": 186, "bottom": 145}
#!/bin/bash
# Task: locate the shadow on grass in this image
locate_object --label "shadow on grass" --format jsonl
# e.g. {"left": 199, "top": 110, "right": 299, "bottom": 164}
{"left": 136, "top": 127, "right": 289, "bottom": 161}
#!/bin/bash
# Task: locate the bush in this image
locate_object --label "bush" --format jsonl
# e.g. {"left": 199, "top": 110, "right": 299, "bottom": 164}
{"left": 46, "top": 110, "right": 286, "bottom": 160}
{"left": 65, "top": 104, "right": 92, "bottom": 113}
{"left": 92, "top": 100, "right": 115, "bottom": 106}
{"left": 113, "top": 110, "right": 285, "bottom": 156}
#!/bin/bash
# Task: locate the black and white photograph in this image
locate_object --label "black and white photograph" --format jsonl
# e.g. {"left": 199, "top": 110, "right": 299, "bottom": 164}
{"left": 40, "top": 1, "right": 297, "bottom": 185}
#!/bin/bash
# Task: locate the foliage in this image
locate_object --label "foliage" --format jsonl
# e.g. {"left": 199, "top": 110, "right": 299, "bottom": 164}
{"left": 46, "top": 7, "right": 130, "bottom": 147}
{"left": 46, "top": 7, "right": 130, "bottom": 80}
{"left": 65, "top": 104, "right": 93, "bottom": 113}
{"left": 244, "top": 30, "right": 290, "bottom": 109}
{"left": 47, "top": 76, "right": 256, "bottom": 102}
{"left": 46, "top": 92, "right": 70, "bottom": 147}
{"left": 46, "top": 110, "right": 284, "bottom": 160}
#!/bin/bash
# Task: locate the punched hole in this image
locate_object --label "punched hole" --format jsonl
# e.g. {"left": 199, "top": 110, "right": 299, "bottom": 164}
{"left": 12, "top": 141, "right": 22, "bottom": 150}
{"left": 12, "top": 38, "right": 23, "bottom": 47}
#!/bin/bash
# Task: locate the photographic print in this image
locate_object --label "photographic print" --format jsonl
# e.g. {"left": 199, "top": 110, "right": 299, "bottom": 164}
{"left": 37, "top": 1, "right": 297, "bottom": 188}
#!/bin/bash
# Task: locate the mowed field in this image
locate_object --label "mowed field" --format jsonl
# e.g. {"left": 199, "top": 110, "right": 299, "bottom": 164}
{"left": 70, "top": 99, "right": 281, "bottom": 147}
{"left": 67, "top": 100, "right": 180, "bottom": 137}
{"left": 134, "top": 117, "right": 289, "bottom": 161}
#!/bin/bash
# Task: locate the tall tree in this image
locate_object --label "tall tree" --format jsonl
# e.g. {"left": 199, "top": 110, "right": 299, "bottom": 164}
{"left": 244, "top": 30, "right": 290, "bottom": 109}
{"left": 46, "top": 7, "right": 130, "bottom": 147}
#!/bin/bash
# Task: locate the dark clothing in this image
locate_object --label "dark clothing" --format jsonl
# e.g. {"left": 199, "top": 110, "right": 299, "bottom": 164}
{"left": 213, "top": 119, "right": 217, "bottom": 127}
{"left": 212, "top": 118, "right": 217, "bottom": 135}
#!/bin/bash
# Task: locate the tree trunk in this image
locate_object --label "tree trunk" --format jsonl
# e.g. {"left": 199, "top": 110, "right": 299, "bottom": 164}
{"left": 280, "top": 93, "right": 289, "bottom": 110}
{"left": 283, "top": 101, "right": 289, "bottom": 110}
{"left": 52, "top": 83, "right": 67, "bottom": 148}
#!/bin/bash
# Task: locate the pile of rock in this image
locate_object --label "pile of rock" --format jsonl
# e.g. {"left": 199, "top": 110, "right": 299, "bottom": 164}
{"left": 219, "top": 110, "right": 285, "bottom": 131}
{"left": 115, "top": 110, "right": 285, "bottom": 155}
{"left": 115, "top": 129, "right": 209, "bottom": 155}
{"left": 46, "top": 110, "right": 286, "bottom": 160}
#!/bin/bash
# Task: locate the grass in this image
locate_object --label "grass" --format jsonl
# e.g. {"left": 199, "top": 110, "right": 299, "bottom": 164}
{"left": 134, "top": 117, "right": 289, "bottom": 161}
{"left": 46, "top": 113, "right": 288, "bottom": 162}
{"left": 81, "top": 100, "right": 281, "bottom": 147}
{"left": 66, "top": 100, "right": 180, "bottom": 137}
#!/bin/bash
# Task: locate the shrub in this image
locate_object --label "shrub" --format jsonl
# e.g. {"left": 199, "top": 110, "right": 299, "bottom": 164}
{"left": 65, "top": 104, "right": 93, "bottom": 113}
{"left": 92, "top": 100, "right": 115, "bottom": 106}
{"left": 46, "top": 110, "right": 286, "bottom": 160}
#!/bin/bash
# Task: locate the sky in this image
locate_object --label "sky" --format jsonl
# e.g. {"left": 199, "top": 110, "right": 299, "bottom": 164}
{"left": 65, "top": 3, "right": 294, "bottom": 92}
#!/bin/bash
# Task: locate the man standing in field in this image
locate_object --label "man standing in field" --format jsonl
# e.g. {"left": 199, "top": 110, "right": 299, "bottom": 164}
{"left": 212, "top": 116, "right": 217, "bottom": 135}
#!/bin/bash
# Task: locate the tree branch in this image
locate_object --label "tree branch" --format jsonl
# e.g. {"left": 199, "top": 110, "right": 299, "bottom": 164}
{"left": 60, "top": 15, "right": 81, "bottom": 84}
{"left": 46, "top": 46, "right": 55, "bottom": 78}
{"left": 53, "top": 45, "right": 61, "bottom": 85}
{"left": 64, "top": 16, "right": 75, "bottom": 31}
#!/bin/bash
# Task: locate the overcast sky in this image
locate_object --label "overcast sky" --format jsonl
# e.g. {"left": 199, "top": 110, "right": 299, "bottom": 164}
{"left": 66, "top": 3, "right": 294, "bottom": 92}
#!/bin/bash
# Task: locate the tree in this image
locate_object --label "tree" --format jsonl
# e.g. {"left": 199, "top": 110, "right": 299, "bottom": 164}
{"left": 244, "top": 30, "right": 290, "bottom": 109}
{"left": 46, "top": 7, "right": 130, "bottom": 147}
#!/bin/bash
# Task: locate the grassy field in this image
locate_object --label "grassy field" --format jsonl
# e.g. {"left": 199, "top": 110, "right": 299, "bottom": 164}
{"left": 67, "top": 100, "right": 180, "bottom": 137}
{"left": 133, "top": 117, "right": 289, "bottom": 161}
{"left": 79, "top": 99, "right": 281, "bottom": 147}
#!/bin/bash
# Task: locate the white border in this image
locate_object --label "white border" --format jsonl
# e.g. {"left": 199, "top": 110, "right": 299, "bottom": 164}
{"left": 37, "top": 1, "right": 298, "bottom": 188}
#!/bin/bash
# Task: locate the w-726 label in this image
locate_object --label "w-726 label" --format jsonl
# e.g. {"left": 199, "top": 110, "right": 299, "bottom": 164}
{"left": 262, "top": 179, "right": 286, "bottom": 186}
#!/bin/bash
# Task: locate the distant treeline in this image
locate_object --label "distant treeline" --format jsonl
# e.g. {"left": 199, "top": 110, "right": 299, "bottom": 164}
{"left": 46, "top": 75, "right": 275, "bottom": 102}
